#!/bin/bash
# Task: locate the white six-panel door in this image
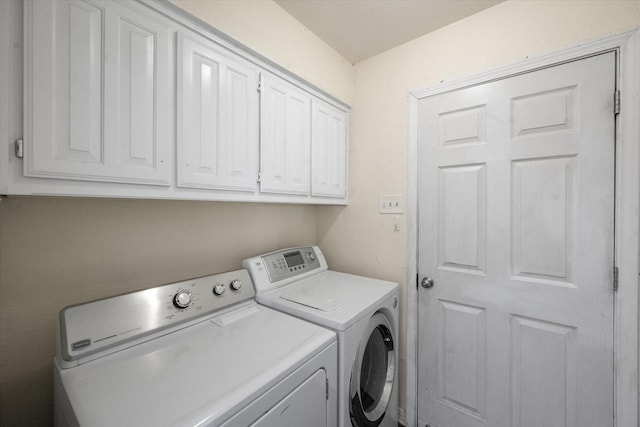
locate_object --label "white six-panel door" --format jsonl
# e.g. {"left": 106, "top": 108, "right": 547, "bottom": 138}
{"left": 417, "top": 52, "right": 616, "bottom": 427}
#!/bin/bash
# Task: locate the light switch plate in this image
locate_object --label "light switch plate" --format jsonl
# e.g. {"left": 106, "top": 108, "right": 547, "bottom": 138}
{"left": 379, "top": 194, "right": 404, "bottom": 214}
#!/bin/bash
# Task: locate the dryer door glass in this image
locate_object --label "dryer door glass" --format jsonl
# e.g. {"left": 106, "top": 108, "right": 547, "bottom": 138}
{"left": 349, "top": 313, "right": 395, "bottom": 426}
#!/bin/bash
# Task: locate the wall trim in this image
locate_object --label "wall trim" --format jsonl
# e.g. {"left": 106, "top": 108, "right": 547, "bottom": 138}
{"left": 406, "top": 29, "right": 640, "bottom": 427}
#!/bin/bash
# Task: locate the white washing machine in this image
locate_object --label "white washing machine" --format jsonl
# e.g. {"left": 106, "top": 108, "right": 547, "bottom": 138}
{"left": 54, "top": 269, "right": 338, "bottom": 427}
{"left": 243, "top": 246, "right": 399, "bottom": 427}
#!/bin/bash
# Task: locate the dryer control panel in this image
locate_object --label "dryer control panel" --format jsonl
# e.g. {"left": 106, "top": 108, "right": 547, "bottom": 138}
{"left": 263, "top": 247, "right": 321, "bottom": 282}
{"left": 243, "top": 246, "right": 329, "bottom": 293}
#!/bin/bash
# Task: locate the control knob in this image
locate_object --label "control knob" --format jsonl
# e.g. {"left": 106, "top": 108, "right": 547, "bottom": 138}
{"left": 308, "top": 252, "right": 316, "bottom": 261}
{"left": 213, "top": 283, "right": 226, "bottom": 296}
{"left": 173, "top": 291, "right": 192, "bottom": 309}
{"left": 230, "top": 279, "right": 242, "bottom": 291}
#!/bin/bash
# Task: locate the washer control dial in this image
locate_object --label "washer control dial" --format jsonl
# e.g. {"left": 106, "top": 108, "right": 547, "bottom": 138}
{"left": 230, "top": 279, "right": 242, "bottom": 291}
{"left": 213, "top": 283, "right": 226, "bottom": 296}
{"left": 173, "top": 291, "right": 192, "bottom": 309}
{"left": 308, "top": 252, "right": 316, "bottom": 261}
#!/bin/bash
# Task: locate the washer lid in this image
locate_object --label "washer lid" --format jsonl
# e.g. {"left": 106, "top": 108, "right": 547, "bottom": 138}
{"left": 256, "top": 270, "right": 399, "bottom": 331}
{"left": 56, "top": 303, "right": 335, "bottom": 427}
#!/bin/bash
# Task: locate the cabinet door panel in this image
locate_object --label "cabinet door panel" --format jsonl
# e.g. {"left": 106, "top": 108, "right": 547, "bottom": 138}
{"left": 223, "top": 64, "right": 258, "bottom": 187}
{"left": 178, "top": 33, "right": 259, "bottom": 191}
{"left": 311, "top": 100, "right": 347, "bottom": 198}
{"left": 117, "top": 19, "right": 155, "bottom": 167}
{"left": 260, "top": 73, "right": 311, "bottom": 195}
{"left": 25, "top": 0, "right": 172, "bottom": 185}
{"left": 103, "top": 1, "right": 172, "bottom": 184}
{"left": 66, "top": 1, "right": 103, "bottom": 163}
{"left": 27, "top": 0, "right": 104, "bottom": 172}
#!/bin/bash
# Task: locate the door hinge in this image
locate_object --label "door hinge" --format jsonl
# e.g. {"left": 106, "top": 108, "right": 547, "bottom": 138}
{"left": 613, "top": 266, "right": 619, "bottom": 292}
{"left": 614, "top": 90, "right": 621, "bottom": 115}
{"left": 15, "top": 138, "right": 23, "bottom": 159}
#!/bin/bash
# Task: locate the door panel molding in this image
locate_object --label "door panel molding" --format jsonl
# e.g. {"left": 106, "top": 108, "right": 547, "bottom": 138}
{"left": 407, "top": 29, "right": 640, "bottom": 427}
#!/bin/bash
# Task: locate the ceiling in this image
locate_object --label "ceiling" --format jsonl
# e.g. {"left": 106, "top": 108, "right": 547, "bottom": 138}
{"left": 274, "top": 0, "right": 504, "bottom": 64}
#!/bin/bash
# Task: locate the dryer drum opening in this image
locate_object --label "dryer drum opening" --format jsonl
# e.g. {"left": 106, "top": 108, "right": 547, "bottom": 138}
{"left": 349, "top": 313, "right": 395, "bottom": 427}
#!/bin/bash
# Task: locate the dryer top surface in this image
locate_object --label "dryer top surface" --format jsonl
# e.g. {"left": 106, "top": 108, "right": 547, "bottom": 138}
{"left": 256, "top": 270, "right": 399, "bottom": 331}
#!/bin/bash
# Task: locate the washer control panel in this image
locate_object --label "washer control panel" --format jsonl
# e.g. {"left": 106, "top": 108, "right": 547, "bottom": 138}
{"left": 59, "top": 269, "right": 255, "bottom": 363}
{"left": 262, "top": 247, "right": 322, "bottom": 283}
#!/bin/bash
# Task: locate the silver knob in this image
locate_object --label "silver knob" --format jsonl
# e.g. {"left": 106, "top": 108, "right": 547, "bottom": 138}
{"left": 421, "top": 276, "right": 435, "bottom": 289}
{"left": 173, "top": 291, "right": 192, "bottom": 308}
{"left": 230, "top": 279, "right": 242, "bottom": 291}
{"left": 213, "top": 283, "right": 226, "bottom": 296}
{"left": 308, "top": 252, "right": 316, "bottom": 261}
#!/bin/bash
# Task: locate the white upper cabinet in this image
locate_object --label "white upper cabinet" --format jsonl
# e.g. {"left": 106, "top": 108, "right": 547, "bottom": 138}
{"left": 177, "top": 32, "right": 259, "bottom": 192}
{"left": 311, "top": 99, "right": 348, "bottom": 198}
{"left": 14, "top": 0, "right": 348, "bottom": 204}
{"left": 259, "top": 72, "right": 311, "bottom": 196}
{"left": 24, "top": 0, "right": 172, "bottom": 185}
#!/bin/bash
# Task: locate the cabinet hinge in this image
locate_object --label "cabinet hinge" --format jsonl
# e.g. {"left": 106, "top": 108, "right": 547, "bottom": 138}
{"left": 613, "top": 266, "right": 619, "bottom": 292}
{"left": 257, "top": 172, "right": 262, "bottom": 183}
{"left": 257, "top": 73, "right": 263, "bottom": 93}
{"left": 325, "top": 378, "right": 329, "bottom": 400}
{"left": 614, "top": 90, "right": 621, "bottom": 115}
{"left": 416, "top": 273, "right": 419, "bottom": 289}
{"left": 15, "top": 138, "right": 23, "bottom": 159}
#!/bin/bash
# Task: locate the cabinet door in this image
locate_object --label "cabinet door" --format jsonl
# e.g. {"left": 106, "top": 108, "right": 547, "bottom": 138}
{"left": 177, "top": 33, "right": 259, "bottom": 191}
{"left": 311, "top": 99, "right": 348, "bottom": 198}
{"left": 24, "top": 0, "right": 172, "bottom": 185}
{"left": 260, "top": 73, "right": 311, "bottom": 195}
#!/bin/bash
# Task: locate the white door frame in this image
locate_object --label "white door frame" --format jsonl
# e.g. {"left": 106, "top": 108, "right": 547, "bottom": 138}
{"left": 407, "top": 29, "right": 640, "bottom": 427}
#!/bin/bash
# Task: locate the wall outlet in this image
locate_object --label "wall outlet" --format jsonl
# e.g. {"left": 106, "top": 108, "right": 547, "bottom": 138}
{"left": 379, "top": 194, "right": 404, "bottom": 214}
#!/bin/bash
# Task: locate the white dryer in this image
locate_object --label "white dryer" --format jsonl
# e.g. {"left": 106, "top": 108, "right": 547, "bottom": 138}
{"left": 54, "top": 269, "right": 338, "bottom": 427}
{"left": 243, "top": 246, "right": 399, "bottom": 427}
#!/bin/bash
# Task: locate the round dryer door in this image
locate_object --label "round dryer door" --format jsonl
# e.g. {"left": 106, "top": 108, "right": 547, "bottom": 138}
{"left": 349, "top": 312, "right": 395, "bottom": 427}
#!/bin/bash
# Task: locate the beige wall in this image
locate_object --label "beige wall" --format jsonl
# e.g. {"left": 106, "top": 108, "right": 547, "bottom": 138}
{"left": 0, "top": 1, "right": 352, "bottom": 425}
{"left": 317, "top": 0, "right": 640, "bottom": 417}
